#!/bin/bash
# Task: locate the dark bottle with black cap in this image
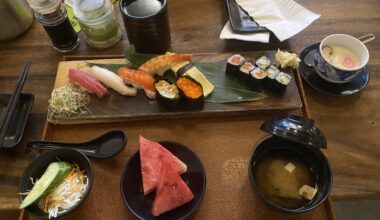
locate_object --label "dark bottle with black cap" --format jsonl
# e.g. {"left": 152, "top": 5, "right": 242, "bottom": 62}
{"left": 26, "top": 0, "right": 79, "bottom": 52}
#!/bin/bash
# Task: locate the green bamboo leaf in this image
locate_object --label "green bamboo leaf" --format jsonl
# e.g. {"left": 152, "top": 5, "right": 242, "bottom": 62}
{"left": 194, "top": 62, "right": 267, "bottom": 103}
{"left": 124, "top": 45, "right": 157, "bottom": 69}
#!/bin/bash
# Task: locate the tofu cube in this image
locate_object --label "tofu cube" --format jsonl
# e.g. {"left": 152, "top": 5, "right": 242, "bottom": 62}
{"left": 298, "top": 185, "right": 317, "bottom": 200}
{"left": 284, "top": 162, "right": 296, "bottom": 173}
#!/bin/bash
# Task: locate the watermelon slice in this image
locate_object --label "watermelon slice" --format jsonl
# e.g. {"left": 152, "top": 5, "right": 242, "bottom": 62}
{"left": 139, "top": 135, "right": 187, "bottom": 195}
{"left": 151, "top": 161, "right": 194, "bottom": 216}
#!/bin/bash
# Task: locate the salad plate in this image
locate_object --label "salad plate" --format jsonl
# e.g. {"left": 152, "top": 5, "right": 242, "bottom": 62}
{"left": 120, "top": 141, "right": 206, "bottom": 220}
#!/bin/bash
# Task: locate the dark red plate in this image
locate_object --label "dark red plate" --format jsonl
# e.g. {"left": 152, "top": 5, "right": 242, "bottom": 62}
{"left": 120, "top": 141, "right": 206, "bottom": 220}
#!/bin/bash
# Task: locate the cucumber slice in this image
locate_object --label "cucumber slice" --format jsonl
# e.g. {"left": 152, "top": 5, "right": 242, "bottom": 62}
{"left": 19, "top": 162, "right": 72, "bottom": 209}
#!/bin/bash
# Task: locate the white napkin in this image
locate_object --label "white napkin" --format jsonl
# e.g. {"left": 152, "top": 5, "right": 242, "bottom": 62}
{"left": 219, "top": 21, "right": 270, "bottom": 43}
{"left": 235, "top": 0, "right": 320, "bottom": 41}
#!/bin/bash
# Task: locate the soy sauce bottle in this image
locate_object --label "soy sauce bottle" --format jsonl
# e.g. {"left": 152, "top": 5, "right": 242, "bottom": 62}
{"left": 27, "top": 0, "right": 79, "bottom": 52}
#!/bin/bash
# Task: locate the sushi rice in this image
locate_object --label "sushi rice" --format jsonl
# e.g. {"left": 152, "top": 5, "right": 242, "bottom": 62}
{"left": 256, "top": 56, "right": 271, "bottom": 70}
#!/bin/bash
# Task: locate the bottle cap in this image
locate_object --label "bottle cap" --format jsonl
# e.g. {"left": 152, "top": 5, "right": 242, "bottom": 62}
{"left": 26, "top": 0, "right": 61, "bottom": 14}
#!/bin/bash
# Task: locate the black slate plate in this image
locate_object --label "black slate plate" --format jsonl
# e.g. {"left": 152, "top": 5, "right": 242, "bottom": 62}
{"left": 0, "top": 93, "right": 34, "bottom": 148}
{"left": 299, "top": 43, "right": 370, "bottom": 96}
{"left": 120, "top": 141, "right": 206, "bottom": 220}
{"left": 224, "top": 0, "right": 267, "bottom": 33}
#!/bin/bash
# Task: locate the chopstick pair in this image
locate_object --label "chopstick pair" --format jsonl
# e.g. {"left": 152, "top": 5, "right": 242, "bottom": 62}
{"left": 0, "top": 59, "right": 31, "bottom": 149}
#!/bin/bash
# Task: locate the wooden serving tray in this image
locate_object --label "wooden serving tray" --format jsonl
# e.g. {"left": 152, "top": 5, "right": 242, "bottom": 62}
{"left": 49, "top": 52, "right": 302, "bottom": 124}
{"left": 20, "top": 68, "right": 335, "bottom": 220}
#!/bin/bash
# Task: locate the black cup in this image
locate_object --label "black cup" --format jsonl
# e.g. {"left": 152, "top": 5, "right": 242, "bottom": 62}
{"left": 119, "top": 0, "right": 171, "bottom": 54}
{"left": 249, "top": 136, "right": 332, "bottom": 213}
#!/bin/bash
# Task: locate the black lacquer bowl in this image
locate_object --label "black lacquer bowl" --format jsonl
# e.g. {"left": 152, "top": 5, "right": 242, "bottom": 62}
{"left": 249, "top": 114, "right": 333, "bottom": 213}
{"left": 249, "top": 136, "right": 332, "bottom": 213}
{"left": 19, "top": 148, "right": 93, "bottom": 219}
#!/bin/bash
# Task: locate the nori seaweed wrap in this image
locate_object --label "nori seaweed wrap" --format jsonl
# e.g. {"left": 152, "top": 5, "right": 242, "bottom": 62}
{"left": 249, "top": 67, "right": 267, "bottom": 89}
{"left": 272, "top": 72, "right": 292, "bottom": 92}
{"left": 265, "top": 65, "right": 280, "bottom": 87}
{"left": 154, "top": 79, "right": 181, "bottom": 110}
{"left": 176, "top": 75, "right": 204, "bottom": 110}
{"left": 226, "top": 54, "right": 245, "bottom": 76}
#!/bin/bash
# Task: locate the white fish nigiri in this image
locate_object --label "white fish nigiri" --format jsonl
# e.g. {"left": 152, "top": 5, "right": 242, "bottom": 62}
{"left": 90, "top": 66, "right": 137, "bottom": 96}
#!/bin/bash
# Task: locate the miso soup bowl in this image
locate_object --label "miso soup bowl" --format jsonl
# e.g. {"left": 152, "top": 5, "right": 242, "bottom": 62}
{"left": 249, "top": 136, "right": 332, "bottom": 213}
{"left": 19, "top": 148, "right": 94, "bottom": 219}
{"left": 313, "top": 34, "right": 369, "bottom": 83}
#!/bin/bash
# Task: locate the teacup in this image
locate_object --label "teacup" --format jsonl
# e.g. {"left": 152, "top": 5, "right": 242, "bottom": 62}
{"left": 119, "top": 0, "right": 171, "bottom": 54}
{"left": 313, "top": 34, "right": 369, "bottom": 83}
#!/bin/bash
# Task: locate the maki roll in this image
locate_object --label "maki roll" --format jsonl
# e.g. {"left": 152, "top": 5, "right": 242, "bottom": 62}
{"left": 226, "top": 54, "right": 245, "bottom": 75}
{"left": 249, "top": 67, "right": 267, "bottom": 89}
{"left": 154, "top": 79, "right": 181, "bottom": 110}
{"left": 256, "top": 56, "right": 271, "bottom": 70}
{"left": 265, "top": 65, "right": 280, "bottom": 86}
{"left": 273, "top": 72, "right": 292, "bottom": 92}
{"left": 239, "top": 61, "right": 255, "bottom": 82}
{"left": 176, "top": 76, "right": 204, "bottom": 110}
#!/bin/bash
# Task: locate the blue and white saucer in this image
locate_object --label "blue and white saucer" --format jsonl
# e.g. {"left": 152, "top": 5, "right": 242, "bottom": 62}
{"left": 299, "top": 43, "right": 369, "bottom": 96}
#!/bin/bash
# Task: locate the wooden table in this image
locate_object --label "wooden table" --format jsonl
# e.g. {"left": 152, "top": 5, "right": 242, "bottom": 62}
{"left": 0, "top": 0, "right": 379, "bottom": 216}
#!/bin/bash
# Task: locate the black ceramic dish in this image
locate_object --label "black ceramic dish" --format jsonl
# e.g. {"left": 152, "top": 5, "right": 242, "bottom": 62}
{"left": 299, "top": 43, "right": 370, "bottom": 96}
{"left": 120, "top": 141, "right": 206, "bottom": 220}
{"left": 0, "top": 93, "right": 33, "bottom": 148}
{"left": 249, "top": 136, "right": 332, "bottom": 213}
{"left": 249, "top": 114, "right": 332, "bottom": 213}
{"left": 224, "top": 0, "right": 267, "bottom": 33}
{"left": 19, "top": 148, "right": 93, "bottom": 219}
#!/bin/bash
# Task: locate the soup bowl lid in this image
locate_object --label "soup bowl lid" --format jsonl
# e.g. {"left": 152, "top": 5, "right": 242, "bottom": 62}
{"left": 260, "top": 114, "right": 327, "bottom": 149}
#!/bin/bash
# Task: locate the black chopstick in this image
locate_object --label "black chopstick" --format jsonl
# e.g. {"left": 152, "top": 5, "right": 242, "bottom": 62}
{"left": 0, "top": 59, "right": 31, "bottom": 149}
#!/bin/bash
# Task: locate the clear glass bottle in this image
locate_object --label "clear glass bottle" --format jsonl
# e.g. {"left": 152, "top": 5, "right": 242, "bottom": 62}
{"left": 74, "top": 0, "right": 122, "bottom": 49}
{"left": 26, "top": 0, "right": 79, "bottom": 52}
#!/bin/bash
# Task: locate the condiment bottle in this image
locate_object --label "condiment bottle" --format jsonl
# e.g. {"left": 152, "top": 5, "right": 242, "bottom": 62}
{"left": 26, "top": 0, "right": 79, "bottom": 52}
{"left": 74, "top": 0, "right": 122, "bottom": 49}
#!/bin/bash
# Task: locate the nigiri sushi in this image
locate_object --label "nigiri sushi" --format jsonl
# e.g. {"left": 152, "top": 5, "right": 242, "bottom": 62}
{"left": 68, "top": 69, "right": 108, "bottom": 98}
{"left": 90, "top": 66, "right": 137, "bottom": 96}
{"left": 138, "top": 53, "right": 192, "bottom": 76}
{"left": 117, "top": 67, "right": 156, "bottom": 99}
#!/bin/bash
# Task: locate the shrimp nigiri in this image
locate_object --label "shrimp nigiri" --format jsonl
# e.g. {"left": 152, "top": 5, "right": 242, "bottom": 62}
{"left": 90, "top": 66, "right": 137, "bottom": 96}
{"left": 117, "top": 67, "right": 156, "bottom": 99}
{"left": 138, "top": 53, "right": 192, "bottom": 76}
{"left": 68, "top": 68, "right": 108, "bottom": 98}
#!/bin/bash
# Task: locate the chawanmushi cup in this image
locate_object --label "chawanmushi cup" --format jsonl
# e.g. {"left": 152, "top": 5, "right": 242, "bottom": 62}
{"left": 313, "top": 34, "right": 369, "bottom": 83}
{"left": 249, "top": 114, "right": 333, "bottom": 213}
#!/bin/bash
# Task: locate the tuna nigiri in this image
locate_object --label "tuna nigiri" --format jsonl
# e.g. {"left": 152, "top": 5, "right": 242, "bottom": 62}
{"left": 117, "top": 67, "right": 156, "bottom": 99}
{"left": 68, "top": 68, "right": 108, "bottom": 98}
{"left": 90, "top": 66, "right": 137, "bottom": 96}
{"left": 138, "top": 53, "right": 192, "bottom": 76}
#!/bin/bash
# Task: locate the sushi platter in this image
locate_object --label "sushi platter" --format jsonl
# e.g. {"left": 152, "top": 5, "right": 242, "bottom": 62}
{"left": 19, "top": 52, "right": 336, "bottom": 219}
{"left": 49, "top": 51, "right": 303, "bottom": 125}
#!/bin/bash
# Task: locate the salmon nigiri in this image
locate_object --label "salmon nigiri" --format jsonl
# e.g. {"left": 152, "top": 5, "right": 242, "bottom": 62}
{"left": 138, "top": 53, "right": 192, "bottom": 76}
{"left": 68, "top": 68, "right": 108, "bottom": 98}
{"left": 117, "top": 67, "right": 156, "bottom": 99}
